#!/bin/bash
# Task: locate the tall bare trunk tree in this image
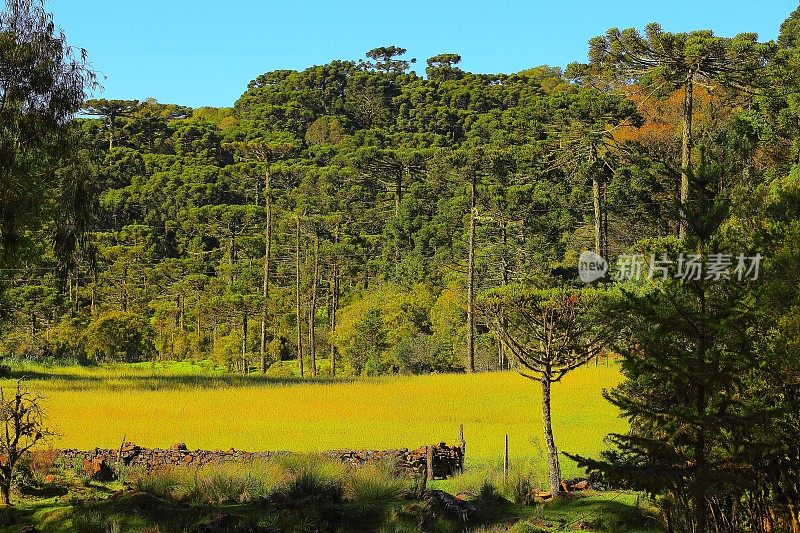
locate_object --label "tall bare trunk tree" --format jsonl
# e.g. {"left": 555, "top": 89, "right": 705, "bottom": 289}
{"left": 329, "top": 222, "right": 340, "bottom": 376}
{"left": 295, "top": 214, "right": 304, "bottom": 378}
{"left": 260, "top": 166, "right": 273, "bottom": 373}
{"left": 466, "top": 173, "right": 477, "bottom": 372}
{"left": 309, "top": 230, "right": 319, "bottom": 377}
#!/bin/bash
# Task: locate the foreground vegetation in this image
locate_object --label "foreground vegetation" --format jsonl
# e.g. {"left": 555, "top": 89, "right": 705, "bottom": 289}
{"left": 0, "top": 452, "right": 660, "bottom": 532}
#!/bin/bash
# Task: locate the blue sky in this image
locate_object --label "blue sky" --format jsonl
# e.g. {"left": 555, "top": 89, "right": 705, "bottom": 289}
{"left": 49, "top": 0, "right": 798, "bottom": 108}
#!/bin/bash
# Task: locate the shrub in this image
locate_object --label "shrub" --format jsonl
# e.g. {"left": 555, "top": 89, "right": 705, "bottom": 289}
{"left": 84, "top": 311, "right": 155, "bottom": 363}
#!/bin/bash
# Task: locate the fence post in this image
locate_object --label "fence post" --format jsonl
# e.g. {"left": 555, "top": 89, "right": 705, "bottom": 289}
{"left": 503, "top": 434, "right": 509, "bottom": 482}
{"left": 426, "top": 444, "right": 434, "bottom": 481}
{"left": 459, "top": 424, "right": 466, "bottom": 474}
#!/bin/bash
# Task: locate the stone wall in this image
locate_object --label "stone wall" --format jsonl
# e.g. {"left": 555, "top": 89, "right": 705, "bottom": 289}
{"left": 58, "top": 441, "right": 464, "bottom": 480}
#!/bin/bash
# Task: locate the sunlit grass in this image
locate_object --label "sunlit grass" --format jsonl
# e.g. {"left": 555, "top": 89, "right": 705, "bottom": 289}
{"left": 2, "top": 362, "right": 625, "bottom": 478}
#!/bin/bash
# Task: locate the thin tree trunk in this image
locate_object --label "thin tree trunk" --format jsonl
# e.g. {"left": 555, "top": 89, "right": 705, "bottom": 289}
{"left": 330, "top": 223, "right": 340, "bottom": 377}
{"left": 591, "top": 161, "right": 602, "bottom": 256}
{"left": 602, "top": 178, "right": 609, "bottom": 259}
{"left": 122, "top": 262, "right": 128, "bottom": 312}
{"left": 178, "top": 293, "right": 185, "bottom": 333}
{"left": 228, "top": 230, "right": 236, "bottom": 284}
{"left": 394, "top": 170, "right": 403, "bottom": 263}
{"left": 541, "top": 375, "right": 562, "bottom": 497}
{"left": 91, "top": 267, "right": 97, "bottom": 315}
{"left": 499, "top": 220, "right": 509, "bottom": 370}
{"left": 196, "top": 296, "right": 203, "bottom": 352}
{"left": 260, "top": 168, "right": 272, "bottom": 374}
{"left": 295, "top": 214, "right": 304, "bottom": 378}
{"left": 466, "top": 175, "right": 477, "bottom": 372}
{"left": 309, "top": 232, "right": 319, "bottom": 377}
{"left": 241, "top": 314, "right": 248, "bottom": 375}
{"left": 679, "top": 77, "right": 694, "bottom": 239}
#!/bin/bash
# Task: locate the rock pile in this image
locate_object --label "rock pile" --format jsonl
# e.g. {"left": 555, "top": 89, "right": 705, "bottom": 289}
{"left": 321, "top": 443, "right": 463, "bottom": 478}
{"left": 59, "top": 441, "right": 464, "bottom": 480}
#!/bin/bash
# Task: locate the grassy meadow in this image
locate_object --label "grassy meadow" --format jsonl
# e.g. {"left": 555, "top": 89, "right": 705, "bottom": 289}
{"left": 2, "top": 362, "right": 625, "bottom": 479}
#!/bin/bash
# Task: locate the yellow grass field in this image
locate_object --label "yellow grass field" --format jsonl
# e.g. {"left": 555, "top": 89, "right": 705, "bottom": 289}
{"left": 3, "top": 363, "right": 626, "bottom": 478}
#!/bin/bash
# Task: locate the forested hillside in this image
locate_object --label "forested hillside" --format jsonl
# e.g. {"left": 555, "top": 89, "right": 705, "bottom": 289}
{"left": 0, "top": 20, "right": 797, "bottom": 378}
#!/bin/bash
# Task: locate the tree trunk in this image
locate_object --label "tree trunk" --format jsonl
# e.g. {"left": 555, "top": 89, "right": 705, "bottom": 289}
{"left": 498, "top": 220, "right": 509, "bottom": 370}
{"left": 466, "top": 174, "right": 477, "bottom": 373}
{"left": 107, "top": 116, "right": 114, "bottom": 150}
{"left": 121, "top": 262, "right": 129, "bottom": 312}
{"left": 241, "top": 314, "right": 248, "bottom": 375}
{"left": 196, "top": 296, "right": 203, "bottom": 352}
{"left": 178, "top": 293, "right": 185, "bottom": 333}
{"left": 591, "top": 153, "right": 603, "bottom": 256}
{"left": 679, "top": 77, "right": 694, "bottom": 239}
{"left": 228, "top": 230, "right": 236, "bottom": 284}
{"left": 330, "top": 223, "right": 340, "bottom": 377}
{"left": 0, "top": 477, "right": 10, "bottom": 506}
{"left": 295, "top": 215, "right": 304, "bottom": 378}
{"left": 602, "top": 178, "right": 609, "bottom": 259}
{"left": 541, "top": 376, "right": 562, "bottom": 498}
{"left": 260, "top": 168, "right": 272, "bottom": 374}
{"left": 309, "top": 232, "right": 319, "bottom": 377}
{"left": 393, "top": 167, "right": 409, "bottom": 264}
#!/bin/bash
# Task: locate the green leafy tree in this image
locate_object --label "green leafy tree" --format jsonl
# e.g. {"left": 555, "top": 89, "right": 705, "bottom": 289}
{"left": 0, "top": 0, "right": 97, "bottom": 265}
{"left": 84, "top": 310, "right": 155, "bottom": 362}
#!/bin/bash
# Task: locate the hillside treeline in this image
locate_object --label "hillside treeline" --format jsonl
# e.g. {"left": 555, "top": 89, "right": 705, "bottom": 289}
{"left": 0, "top": 18, "right": 797, "bottom": 380}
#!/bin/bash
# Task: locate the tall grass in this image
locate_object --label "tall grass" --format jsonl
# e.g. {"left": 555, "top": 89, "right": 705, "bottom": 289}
{"left": 126, "top": 455, "right": 412, "bottom": 505}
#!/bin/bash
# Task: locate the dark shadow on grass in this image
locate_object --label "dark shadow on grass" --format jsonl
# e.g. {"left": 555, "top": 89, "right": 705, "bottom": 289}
{"left": 4, "top": 368, "right": 352, "bottom": 391}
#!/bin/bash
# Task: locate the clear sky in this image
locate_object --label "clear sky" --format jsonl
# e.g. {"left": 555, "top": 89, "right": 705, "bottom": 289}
{"left": 48, "top": 0, "right": 798, "bottom": 109}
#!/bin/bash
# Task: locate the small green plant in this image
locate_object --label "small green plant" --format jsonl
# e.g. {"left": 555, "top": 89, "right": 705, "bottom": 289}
{"left": 344, "top": 461, "right": 407, "bottom": 502}
{"left": 506, "top": 468, "right": 537, "bottom": 505}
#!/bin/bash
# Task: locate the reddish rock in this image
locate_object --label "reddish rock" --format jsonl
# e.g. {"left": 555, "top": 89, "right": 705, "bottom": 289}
{"left": 82, "top": 458, "right": 115, "bottom": 481}
{"left": 572, "top": 480, "right": 590, "bottom": 491}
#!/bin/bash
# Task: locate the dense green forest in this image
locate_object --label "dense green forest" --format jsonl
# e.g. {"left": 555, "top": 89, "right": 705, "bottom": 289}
{"left": 5, "top": 33, "right": 772, "bottom": 376}
{"left": 0, "top": 48, "right": 656, "bottom": 373}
